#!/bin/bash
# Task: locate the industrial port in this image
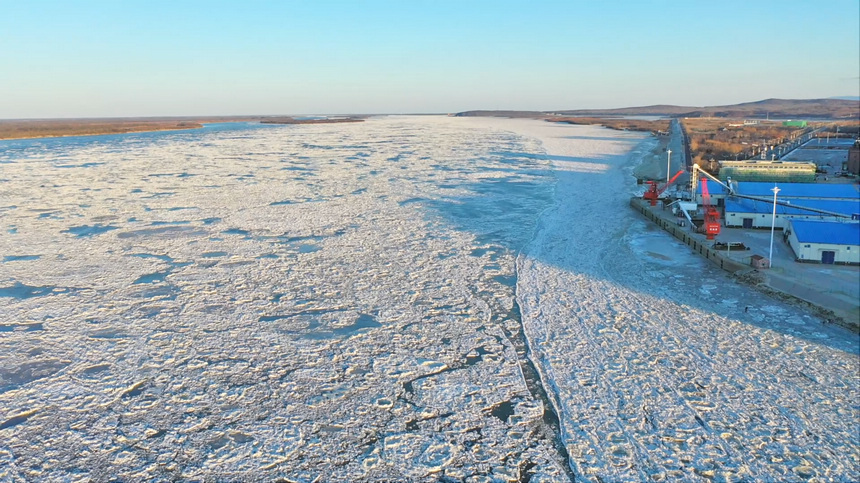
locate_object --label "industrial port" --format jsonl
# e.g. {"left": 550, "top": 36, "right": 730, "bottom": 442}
{"left": 634, "top": 124, "right": 859, "bottom": 330}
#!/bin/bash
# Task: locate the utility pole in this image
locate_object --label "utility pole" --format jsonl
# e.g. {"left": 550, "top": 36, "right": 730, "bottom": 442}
{"left": 769, "top": 185, "right": 781, "bottom": 268}
{"left": 666, "top": 149, "right": 672, "bottom": 186}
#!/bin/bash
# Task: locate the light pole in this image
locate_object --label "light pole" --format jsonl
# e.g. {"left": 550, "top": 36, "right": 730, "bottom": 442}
{"left": 769, "top": 184, "right": 780, "bottom": 268}
{"left": 666, "top": 149, "right": 672, "bottom": 186}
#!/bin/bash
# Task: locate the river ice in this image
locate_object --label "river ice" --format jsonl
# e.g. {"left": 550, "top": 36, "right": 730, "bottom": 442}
{"left": 509, "top": 120, "right": 860, "bottom": 482}
{"left": 0, "top": 117, "right": 857, "bottom": 481}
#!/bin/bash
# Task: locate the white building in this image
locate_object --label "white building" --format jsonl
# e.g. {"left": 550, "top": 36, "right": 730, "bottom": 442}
{"left": 786, "top": 220, "right": 860, "bottom": 265}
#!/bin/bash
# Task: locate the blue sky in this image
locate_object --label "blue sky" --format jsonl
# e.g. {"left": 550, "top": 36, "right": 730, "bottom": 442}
{"left": 1, "top": 0, "right": 858, "bottom": 118}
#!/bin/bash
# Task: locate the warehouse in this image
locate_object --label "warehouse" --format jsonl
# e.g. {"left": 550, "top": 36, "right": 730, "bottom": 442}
{"left": 737, "top": 182, "right": 860, "bottom": 201}
{"left": 786, "top": 220, "right": 860, "bottom": 264}
{"left": 731, "top": 181, "right": 859, "bottom": 200}
{"left": 703, "top": 181, "right": 860, "bottom": 203}
{"left": 724, "top": 198, "right": 860, "bottom": 229}
{"left": 718, "top": 160, "right": 816, "bottom": 183}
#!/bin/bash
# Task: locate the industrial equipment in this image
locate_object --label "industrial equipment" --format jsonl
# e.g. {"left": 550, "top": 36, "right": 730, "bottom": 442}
{"left": 691, "top": 163, "right": 733, "bottom": 196}
{"left": 691, "top": 163, "right": 851, "bottom": 219}
{"left": 643, "top": 169, "right": 685, "bottom": 206}
{"left": 701, "top": 178, "right": 721, "bottom": 239}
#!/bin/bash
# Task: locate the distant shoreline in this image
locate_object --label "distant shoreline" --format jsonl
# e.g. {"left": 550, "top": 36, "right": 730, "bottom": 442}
{"left": 0, "top": 116, "right": 371, "bottom": 141}
{"left": 260, "top": 117, "right": 366, "bottom": 125}
{"left": 0, "top": 120, "right": 206, "bottom": 141}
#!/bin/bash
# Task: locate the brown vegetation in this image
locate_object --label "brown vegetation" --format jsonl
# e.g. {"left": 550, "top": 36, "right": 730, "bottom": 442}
{"left": 452, "top": 110, "right": 547, "bottom": 118}
{"left": 548, "top": 117, "right": 670, "bottom": 133}
{"left": 818, "top": 119, "right": 860, "bottom": 135}
{"left": 0, "top": 119, "right": 204, "bottom": 140}
{"left": 682, "top": 118, "right": 810, "bottom": 166}
{"left": 457, "top": 98, "right": 859, "bottom": 120}
{"left": 555, "top": 98, "right": 860, "bottom": 120}
{"left": 0, "top": 115, "right": 372, "bottom": 140}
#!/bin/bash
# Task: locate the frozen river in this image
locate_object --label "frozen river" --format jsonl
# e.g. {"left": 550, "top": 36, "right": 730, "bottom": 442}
{"left": 1, "top": 117, "right": 857, "bottom": 481}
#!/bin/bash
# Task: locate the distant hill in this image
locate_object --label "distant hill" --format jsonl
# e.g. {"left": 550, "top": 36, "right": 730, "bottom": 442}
{"left": 686, "top": 98, "right": 859, "bottom": 119}
{"left": 457, "top": 98, "right": 860, "bottom": 120}
{"left": 552, "top": 104, "right": 697, "bottom": 116}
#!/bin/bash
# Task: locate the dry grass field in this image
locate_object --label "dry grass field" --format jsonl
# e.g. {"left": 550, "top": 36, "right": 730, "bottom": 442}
{"left": 548, "top": 117, "right": 670, "bottom": 133}
{"left": 0, "top": 119, "right": 204, "bottom": 140}
{"left": 682, "top": 118, "right": 809, "bottom": 165}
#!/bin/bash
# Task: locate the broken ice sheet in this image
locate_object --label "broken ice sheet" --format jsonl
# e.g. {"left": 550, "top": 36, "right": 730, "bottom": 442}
{"left": 0, "top": 118, "right": 568, "bottom": 481}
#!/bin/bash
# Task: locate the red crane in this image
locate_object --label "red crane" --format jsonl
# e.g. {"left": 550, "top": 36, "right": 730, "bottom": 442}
{"left": 643, "top": 169, "right": 685, "bottom": 206}
{"left": 701, "top": 178, "right": 721, "bottom": 240}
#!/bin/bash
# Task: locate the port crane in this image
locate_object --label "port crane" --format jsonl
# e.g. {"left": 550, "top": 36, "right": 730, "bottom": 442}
{"left": 643, "top": 169, "right": 685, "bottom": 206}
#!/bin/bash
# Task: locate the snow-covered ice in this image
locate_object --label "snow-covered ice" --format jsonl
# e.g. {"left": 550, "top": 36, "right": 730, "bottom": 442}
{"left": 1, "top": 118, "right": 566, "bottom": 481}
{"left": 1, "top": 117, "right": 857, "bottom": 481}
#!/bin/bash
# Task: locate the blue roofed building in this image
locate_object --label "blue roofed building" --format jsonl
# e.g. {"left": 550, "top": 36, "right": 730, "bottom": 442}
{"left": 786, "top": 220, "right": 860, "bottom": 264}
{"left": 724, "top": 197, "right": 860, "bottom": 229}
{"left": 733, "top": 182, "right": 860, "bottom": 200}
{"left": 699, "top": 181, "right": 860, "bottom": 204}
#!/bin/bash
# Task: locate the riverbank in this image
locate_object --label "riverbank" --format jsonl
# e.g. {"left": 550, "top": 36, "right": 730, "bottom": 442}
{"left": 629, "top": 197, "right": 859, "bottom": 332}
{"left": 624, "top": 120, "right": 858, "bottom": 331}
{"left": 0, "top": 116, "right": 373, "bottom": 140}
{"left": 495, "top": 118, "right": 859, "bottom": 482}
{"left": 0, "top": 119, "right": 206, "bottom": 140}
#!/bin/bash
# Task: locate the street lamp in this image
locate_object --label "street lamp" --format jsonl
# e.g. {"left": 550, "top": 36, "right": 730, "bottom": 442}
{"left": 769, "top": 184, "right": 780, "bottom": 268}
{"left": 666, "top": 149, "right": 672, "bottom": 186}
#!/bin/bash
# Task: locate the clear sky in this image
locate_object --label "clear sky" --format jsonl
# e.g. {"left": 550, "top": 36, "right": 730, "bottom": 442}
{"left": 1, "top": 0, "right": 858, "bottom": 118}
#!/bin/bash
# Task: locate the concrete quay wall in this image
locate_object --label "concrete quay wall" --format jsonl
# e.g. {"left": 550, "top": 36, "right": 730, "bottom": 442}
{"left": 630, "top": 198, "right": 749, "bottom": 273}
{"left": 630, "top": 197, "right": 858, "bottom": 332}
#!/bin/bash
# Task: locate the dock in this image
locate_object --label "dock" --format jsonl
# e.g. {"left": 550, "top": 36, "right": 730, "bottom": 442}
{"left": 630, "top": 197, "right": 860, "bottom": 332}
